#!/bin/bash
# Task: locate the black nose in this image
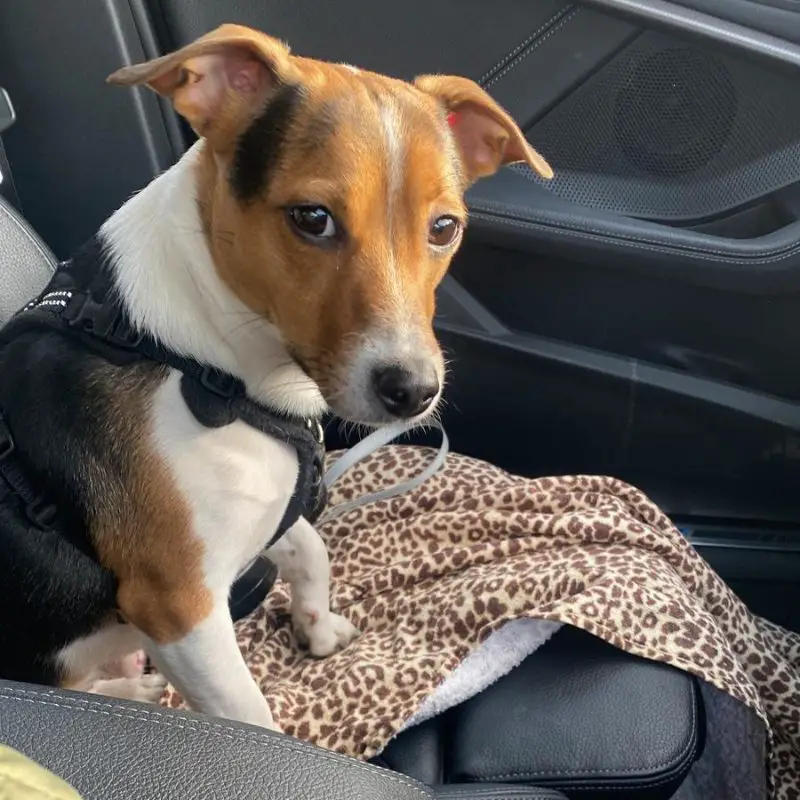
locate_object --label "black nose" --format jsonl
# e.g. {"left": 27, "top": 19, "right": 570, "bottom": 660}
{"left": 373, "top": 366, "right": 439, "bottom": 419}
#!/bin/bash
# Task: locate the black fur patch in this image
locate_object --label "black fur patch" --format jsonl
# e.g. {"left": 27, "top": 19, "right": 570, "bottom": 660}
{"left": 230, "top": 83, "right": 303, "bottom": 202}
{"left": 0, "top": 325, "right": 163, "bottom": 684}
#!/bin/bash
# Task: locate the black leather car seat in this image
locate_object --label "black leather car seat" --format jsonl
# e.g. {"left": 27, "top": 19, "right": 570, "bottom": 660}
{"left": 0, "top": 192, "right": 55, "bottom": 324}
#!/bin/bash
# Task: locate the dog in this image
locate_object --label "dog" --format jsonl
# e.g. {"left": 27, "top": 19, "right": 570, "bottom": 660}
{"left": 0, "top": 24, "right": 551, "bottom": 730}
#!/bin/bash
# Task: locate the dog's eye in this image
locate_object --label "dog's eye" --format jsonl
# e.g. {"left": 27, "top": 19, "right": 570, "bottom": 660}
{"left": 288, "top": 205, "right": 337, "bottom": 240}
{"left": 429, "top": 216, "right": 462, "bottom": 248}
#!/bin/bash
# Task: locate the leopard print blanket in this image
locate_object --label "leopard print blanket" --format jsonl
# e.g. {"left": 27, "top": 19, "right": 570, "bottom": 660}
{"left": 162, "top": 446, "right": 800, "bottom": 799}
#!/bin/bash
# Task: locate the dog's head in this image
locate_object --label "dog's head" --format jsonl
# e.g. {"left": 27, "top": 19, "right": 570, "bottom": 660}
{"left": 109, "top": 25, "right": 551, "bottom": 425}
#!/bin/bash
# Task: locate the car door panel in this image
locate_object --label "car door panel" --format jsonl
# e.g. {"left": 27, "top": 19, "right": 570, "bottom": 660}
{"left": 509, "top": 29, "right": 800, "bottom": 223}
{"left": 436, "top": 274, "right": 800, "bottom": 511}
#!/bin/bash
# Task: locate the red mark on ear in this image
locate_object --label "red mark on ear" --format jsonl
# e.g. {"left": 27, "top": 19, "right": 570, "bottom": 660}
{"left": 447, "top": 111, "right": 460, "bottom": 128}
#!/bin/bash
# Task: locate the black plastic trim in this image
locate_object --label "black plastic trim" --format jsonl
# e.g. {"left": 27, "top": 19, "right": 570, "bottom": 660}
{"left": 126, "top": 0, "right": 190, "bottom": 160}
{"left": 435, "top": 276, "right": 800, "bottom": 430}
{"left": 465, "top": 169, "right": 800, "bottom": 292}
{"left": 583, "top": 0, "right": 800, "bottom": 68}
{"left": 0, "top": 139, "right": 19, "bottom": 210}
{"left": 469, "top": 206, "right": 800, "bottom": 291}
{"left": 104, "top": 0, "right": 177, "bottom": 175}
{"left": 0, "top": 91, "right": 19, "bottom": 209}
{"left": 0, "top": 88, "right": 15, "bottom": 135}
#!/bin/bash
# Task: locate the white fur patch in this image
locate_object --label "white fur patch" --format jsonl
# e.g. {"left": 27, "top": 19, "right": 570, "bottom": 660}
{"left": 150, "top": 370, "right": 299, "bottom": 589}
{"left": 267, "top": 518, "right": 359, "bottom": 657}
{"left": 378, "top": 100, "right": 404, "bottom": 218}
{"left": 335, "top": 324, "right": 444, "bottom": 424}
{"left": 152, "top": 603, "right": 276, "bottom": 727}
{"left": 100, "top": 142, "right": 327, "bottom": 419}
{"left": 138, "top": 369, "right": 302, "bottom": 726}
{"left": 376, "top": 100, "right": 406, "bottom": 322}
{"left": 57, "top": 623, "right": 144, "bottom": 687}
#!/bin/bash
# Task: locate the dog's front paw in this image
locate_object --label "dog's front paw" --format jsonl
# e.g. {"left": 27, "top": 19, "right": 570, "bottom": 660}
{"left": 117, "top": 650, "right": 148, "bottom": 679}
{"left": 89, "top": 672, "right": 168, "bottom": 704}
{"left": 294, "top": 610, "right": 360, "bottom": 658}
{"left": 129, "top": 673, "right": 169, "bottom": 703}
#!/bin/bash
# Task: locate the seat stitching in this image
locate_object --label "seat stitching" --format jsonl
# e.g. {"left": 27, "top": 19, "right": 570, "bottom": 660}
{"left": 478, "top": 7, "right": 576, "bottom": 86}
{"left": 484, "top": 9, "right": 581, "bottom": 90}
{"left": 0, "top": 689, "right": 430, "bottom": 796}
{"left": 440, "top": 791, "right": 565, "bottom": 799}
{"left": 542, "top": 757, "right": 694, "bottom": 792}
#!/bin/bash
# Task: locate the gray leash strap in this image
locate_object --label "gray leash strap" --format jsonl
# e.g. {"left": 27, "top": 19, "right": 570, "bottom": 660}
{"left": 320, "top": 419, "right": 449, "bottom": 522}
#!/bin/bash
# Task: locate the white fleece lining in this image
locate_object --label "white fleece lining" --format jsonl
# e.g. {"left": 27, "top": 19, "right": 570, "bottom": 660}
{"left": 395, "top": 617, "right": 563, "bottom": 735}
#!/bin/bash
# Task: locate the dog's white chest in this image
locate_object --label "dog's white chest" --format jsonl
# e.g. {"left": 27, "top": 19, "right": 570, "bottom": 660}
{"left": 149, "top": 371, "right": 299, "bottom": 588}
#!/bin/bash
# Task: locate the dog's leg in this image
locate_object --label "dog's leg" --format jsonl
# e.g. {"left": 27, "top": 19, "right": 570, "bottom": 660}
{"left": 88, "top": 674, "right": 168, "bottom": 703}
{"left": 132, "top": 597, "right": 278, "bottom": 729}
{"left": 267, "top": 518, "right": 359, "bottom": 657}
{"left": 59, "top": 624, "right": 167, "bottom": 703}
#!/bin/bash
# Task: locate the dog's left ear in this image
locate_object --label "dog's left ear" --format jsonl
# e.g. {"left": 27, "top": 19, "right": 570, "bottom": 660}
{"left": 107, "top": 24, "right": 295, "bottom": 148}
{"left": 414, "top": 75, "right": 553, "bottom": 184}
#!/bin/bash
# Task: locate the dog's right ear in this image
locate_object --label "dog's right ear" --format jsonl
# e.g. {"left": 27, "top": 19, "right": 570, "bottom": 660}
{"left": 107, "top": 24, "right": 295, "bottom": 147}
{"left": 415, "top": 74, "right": 552, "bottom": 184}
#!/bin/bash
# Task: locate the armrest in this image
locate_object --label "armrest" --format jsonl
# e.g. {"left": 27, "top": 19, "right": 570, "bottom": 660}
{"left": 0, "top": 681, "right": 428, "bottom": 800}
{"left": 448, "top": 628, "right": 701, "bottom": 797}
{"left": 382, "top": 627, "right": 702, "bottom": 799}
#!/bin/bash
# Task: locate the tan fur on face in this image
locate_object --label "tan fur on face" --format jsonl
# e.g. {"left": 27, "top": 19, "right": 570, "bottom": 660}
{"left": 84, "top": 363, "right": 212, "bottom": 644}
{"left": 196, "top": 67, "right": 464, "bottom": 399}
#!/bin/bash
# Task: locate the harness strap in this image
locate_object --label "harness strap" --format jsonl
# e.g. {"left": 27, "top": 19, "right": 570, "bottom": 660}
{"left": 2, "top": 237, "right": 327, "bottom": 540}
{"left": 0, "top": 413, "right": 58, "bottom": 530}
{"left": 180, "top": 373, "right": 326, "bottom": 545}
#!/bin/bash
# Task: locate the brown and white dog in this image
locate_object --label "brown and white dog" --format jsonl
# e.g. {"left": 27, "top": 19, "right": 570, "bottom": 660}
{"left": 0, "top": 24, "right": 551, "bottom": 729}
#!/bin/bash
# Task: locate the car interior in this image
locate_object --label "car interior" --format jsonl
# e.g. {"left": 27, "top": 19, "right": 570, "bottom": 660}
{"left": 1, "top": 0, "right": 798, "bottom": 798}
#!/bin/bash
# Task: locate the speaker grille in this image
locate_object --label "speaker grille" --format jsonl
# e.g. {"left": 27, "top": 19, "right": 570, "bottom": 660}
{"left": 521, "top": 31, "right": 800, "bottom": 221}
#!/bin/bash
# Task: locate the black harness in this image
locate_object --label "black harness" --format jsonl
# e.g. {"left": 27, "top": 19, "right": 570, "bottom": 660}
{"left": 0, "top": 236, "right": 327, "bottom": 545}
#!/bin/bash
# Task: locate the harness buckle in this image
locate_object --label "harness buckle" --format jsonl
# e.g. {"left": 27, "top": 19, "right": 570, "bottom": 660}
{"left": 25, "top": 496, "right": 58, "bottom": 530}
{"left": 0, "top": 416, "right": 14, "bottom": 461}
{"left": 107, "top": 316, "right": 145, "bottom": 350}
{"left": 63, "top": 292, "right": 117, "bottom": 339}
{"left": 200, "top": 367, "right": 240, "bottom": 399}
